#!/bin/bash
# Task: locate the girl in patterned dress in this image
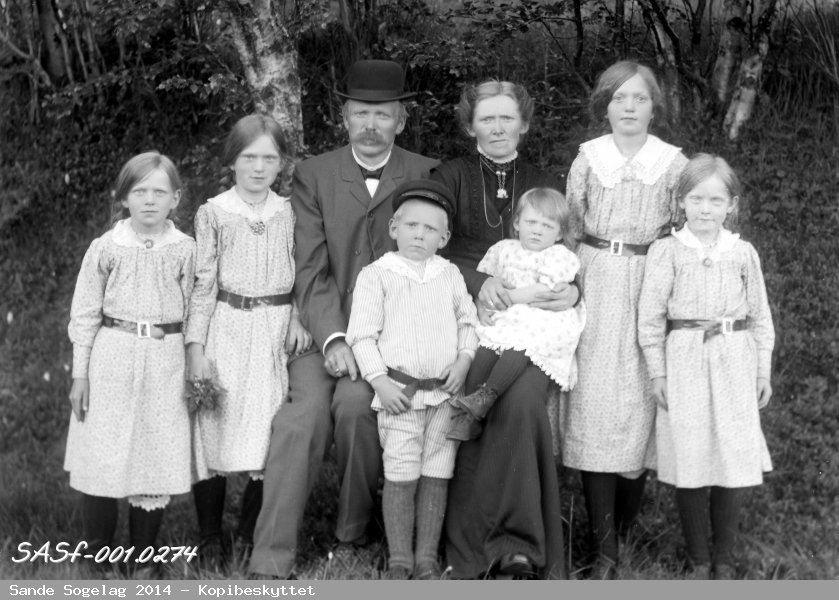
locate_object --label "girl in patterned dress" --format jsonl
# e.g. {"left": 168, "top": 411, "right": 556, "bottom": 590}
{"left": 639, "top": 154, "right": 774, "bottom": 579}
{"left": 186, "top": 115, "right": 311, "bottom": 564}
{"left": 560, "top": 61, "right": 688, "bottom": 578}
{"left": 447, "top": 187, "right": 586, "bottom": 442}
{"left": 65, "top": 152, "right": 195, "bottom": 574}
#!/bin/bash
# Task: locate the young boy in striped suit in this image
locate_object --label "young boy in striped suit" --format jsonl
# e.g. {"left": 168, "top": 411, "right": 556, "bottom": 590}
{"left": 346, "top": 179, "right": 479, "bottom": 579}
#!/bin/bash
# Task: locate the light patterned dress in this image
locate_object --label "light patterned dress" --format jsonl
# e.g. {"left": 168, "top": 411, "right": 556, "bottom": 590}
{"left": 638, "top": 228, "right": 774, "bottom": 487}
{"left": 560, "top": 134, "right": 687, "bottom": 471}
{"left": 186, "top": 188, "right": 295, "bottom": 479}
{"left": 476, "top": 240, "right": 586, "bottom": 390}
{"left": 64, "top": 220, "right": 195, "bottom": 499}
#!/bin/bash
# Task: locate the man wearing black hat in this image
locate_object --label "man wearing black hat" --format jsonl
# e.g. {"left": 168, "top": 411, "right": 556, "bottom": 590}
{"left": 249, "top": 60, "right": 439, "bottom": 578}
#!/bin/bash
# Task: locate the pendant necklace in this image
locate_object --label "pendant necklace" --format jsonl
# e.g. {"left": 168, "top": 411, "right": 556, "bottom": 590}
{"left": 130, "top": 222, "right": 165, "bottom": 249}
{"left": 479, "top": 155, "right": 516, "bottom": 231}
{"left": 242, "top": 196, "right": 268, "bottom": 235}
{"left": 701, "top": 237, "right": 720, "bottom": 268}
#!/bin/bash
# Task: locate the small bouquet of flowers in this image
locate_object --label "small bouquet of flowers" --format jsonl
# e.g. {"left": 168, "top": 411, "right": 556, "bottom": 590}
{"left": 185, "top": 363, "right": 226, "bottom": 414}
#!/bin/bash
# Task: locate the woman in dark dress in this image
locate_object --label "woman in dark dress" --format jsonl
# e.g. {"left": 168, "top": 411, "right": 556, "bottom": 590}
{"left": 431, "top": 80, "right": 578, "bottom": 580}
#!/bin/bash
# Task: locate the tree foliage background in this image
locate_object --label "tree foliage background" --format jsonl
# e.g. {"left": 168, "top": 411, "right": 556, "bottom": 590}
{"left": 1, "top": 0, "right": 837, "bottom": 580}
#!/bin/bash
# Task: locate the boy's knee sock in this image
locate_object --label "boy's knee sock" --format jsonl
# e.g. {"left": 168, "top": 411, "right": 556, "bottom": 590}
{"left": 710, "top": 486, "right": 743, "bottom": 566}
{"left": 676, "top": 487, "right": 711, "bottom": 565}
{"left": 128, "top": 505, "right": 165, "bottom": 556}
{"left": 414, "top": 476, "right": 447, "bottom": 568}
{"left": 483, "top": 349, "right": 530, "bottom": 397}
{"left": 615, "top": 470, "right": 648, "bottom": 535}
{"left": 192, "top": 475, "right": 226, "bottom": 542}
{"left": 235, "top": 477, "right": 263, "bottom": 544}
{"left": 581, "top": 471, "right": 618, "bottom": 563}
{"left": 81, "top": 494, "right": 118, "bottom": 555}
{"left": 383, "top": 478, "right": 418, "bottom": 570}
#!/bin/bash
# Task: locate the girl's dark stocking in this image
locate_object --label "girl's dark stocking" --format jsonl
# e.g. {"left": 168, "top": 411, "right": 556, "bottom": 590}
{"left": 581, "top": 471, "right": 619, "bottom": 564}
{"left": 676, "top": 487, "right": 711, "bottom": 566}
{"left": 235, "top": 477, "right": 263, "bottom": 546}
{"left": 192, "top": 475, "right": 227, "bottom": 543}
{"left": 128, "top": 505, "right": 165, "bottom": 553}
{"left": 81, "top": 494, "right": 118, "bottom": 556}
{"left": 464, "top": 347, "right": 500, "bottom": 395}
{"left": 710, "top": 486, "right": 743, "bottom": 567}
{"left": 615, "top": 470, "right": 648, "bottom": 535}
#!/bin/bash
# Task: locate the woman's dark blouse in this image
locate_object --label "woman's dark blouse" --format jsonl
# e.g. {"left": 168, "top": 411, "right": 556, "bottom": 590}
{"left": 430, "top": 154, "right": 563, "bottom": 296}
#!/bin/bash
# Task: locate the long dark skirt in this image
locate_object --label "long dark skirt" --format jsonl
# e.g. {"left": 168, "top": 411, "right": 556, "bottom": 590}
{"left": 444, "top": 365, "right": 566, "bottom": 579}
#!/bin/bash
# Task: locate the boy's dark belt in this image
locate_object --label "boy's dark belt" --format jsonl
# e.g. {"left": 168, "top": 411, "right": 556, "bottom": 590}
{"left": 387, "top": 368, "right": 446, "bottom": 399}
{"left": 102, "top": 315, "right": 182, "bottom": 339}
{"left": 583, "top": 234, "right": 650, "bottom": 256}
{"left": 668, "top": 318, "right": 748, "bottom": 342}
{"left": 217, "top": 289, "right": 292, "bottom": 311}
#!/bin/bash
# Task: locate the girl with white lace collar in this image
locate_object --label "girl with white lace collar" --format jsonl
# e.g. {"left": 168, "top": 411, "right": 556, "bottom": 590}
{"left": 561, "top": 60, "right": 688, "bottom": 579}
{"left": 186, "top": 115, "right": 312, "bottom": 567}
{"left": 639, "top": 154, "right": 774, "bottom": 579}
{"left": 66, "top": 152, "right": 195, "bottom": 576}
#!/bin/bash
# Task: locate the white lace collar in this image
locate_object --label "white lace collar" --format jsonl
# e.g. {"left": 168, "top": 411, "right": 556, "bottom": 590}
{"left": 581, "top": 134, "right": 681, "bottom": 188}
{"left": 208, "top": 187, "right": 289, "bottom": 220}
{"left": 672, "top": 225, "right": 739, "bottom": 263}
{"left": 376, "top": 252, "right": 449, "bottom": 283}
{"left": 111, "top": 219, "right": 187, "bottom": 249}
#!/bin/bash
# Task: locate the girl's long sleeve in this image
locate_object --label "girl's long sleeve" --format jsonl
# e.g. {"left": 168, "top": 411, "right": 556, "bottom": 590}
{"left": 638, "top": 240, "right": 676, "bottom": 379}
{"left": 744, "top": 243, "right": 775, "bottom": 379}
{"left": 68, "top": 239, "right": 108, "bottom": 378}
{"left": 185, "top": 205, "right": 219, "bottom": 346}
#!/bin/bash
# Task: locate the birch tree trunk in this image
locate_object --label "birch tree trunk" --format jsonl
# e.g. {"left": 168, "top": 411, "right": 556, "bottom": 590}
{"left": 224, "top": 0, "right": 303, "bottom": 160}
{"left": 723, "top": 0, "right": 778, "bottom": 140}
{"left": 711, "top": 0, "right": 748, "bottom": 105}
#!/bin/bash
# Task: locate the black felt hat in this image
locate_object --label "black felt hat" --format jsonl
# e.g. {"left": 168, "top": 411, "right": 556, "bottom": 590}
{"left": 392, "top": 179, "right": 455, "bottom": 221}
{"left": 335, "top": 60, "right": 416, "bottom": 102}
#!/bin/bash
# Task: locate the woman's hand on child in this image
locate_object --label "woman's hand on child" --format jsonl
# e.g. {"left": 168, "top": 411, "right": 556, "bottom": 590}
{"left": 186, "top": 344, "right": 213, "bottom": 381}
{"left": 324, "top": 340, "right": 359, "bottom": 381}
{"left": 479, "top": 277, "right": 512, "bottom": 311}
{"left": 371, "top": 376, "right": 411, "bottom": 415}
{"left": 69, "top": 378, "right": 90, "bottom": 422}
{"left": 441, "top": 354, "right": 472, "bottom": 395}
{"left": 285, "top": 316, "right": 313, "bottom": 356}
{"left": 651, "top": 377, "right": 667, "bottom": 409}
{"left": 757, "top": 377, "right": 772, "bottom": 409}
{"left": 529, "top": 281, "right": 580, "bottom": 311}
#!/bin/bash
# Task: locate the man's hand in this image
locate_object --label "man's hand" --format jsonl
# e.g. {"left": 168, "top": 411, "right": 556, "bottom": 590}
{"left": 285, "top": 315, "right": 313, "bottom": 356}
{"left": 371, "top": 376, "right": 411, "bottom": 415}
{"left": 757, "top": 377, "right": 772, "bottom": 409}
{"left": 441, "top": 353, "right": 472, "bottom": 395}
{"left": 529, "top": 281, "right": 580, "bottom": 311}
{"left": 478, "top": 277, "right": 512, "bottom": 311}
{"left": 324, "top": 340, "right": 359, "bottom": 381}
{"left": 69, "top": 378, "right": 90, "bottom": 422}
{"left": 651, "top": 376, "right": 667, "bottom": 410}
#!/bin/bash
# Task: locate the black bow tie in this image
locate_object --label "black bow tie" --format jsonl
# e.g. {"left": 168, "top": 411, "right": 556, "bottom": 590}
{"left": 360, "top": 166, "right": 385, "bottom": 180}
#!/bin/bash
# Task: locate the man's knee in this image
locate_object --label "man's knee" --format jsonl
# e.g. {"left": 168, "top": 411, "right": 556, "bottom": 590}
{"left": 332, "top": 378, "right": 375, "bottom": 427}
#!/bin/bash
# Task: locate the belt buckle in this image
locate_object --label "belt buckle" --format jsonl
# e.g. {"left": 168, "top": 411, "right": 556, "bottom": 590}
{"left": 609, "top": 239, "right": 624, "bottom": 256}
{"left": 720, "top": 318, "right": 734, "bottom": 335}
{"left": 240, "top": 296, "right": 253, "bottom": 311}
{"left": 137, "top": 321, "right": 151, "bottom": 338}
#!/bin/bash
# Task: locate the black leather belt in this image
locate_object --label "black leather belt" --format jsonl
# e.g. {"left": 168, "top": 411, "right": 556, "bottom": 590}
{"left": 102, "top": 316, "right": 182, "bottom": 339}
{"left": 387, "top": 368, "right": 446, "bottom": 399}
{"left": 217, "top": 290, "right": 292, "bottom": 311}
{"left": 668, "top": 318, "right": 748, "bottom": 342}
{"left": 583, "top": 234, "right": 650, "bottom": 257}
